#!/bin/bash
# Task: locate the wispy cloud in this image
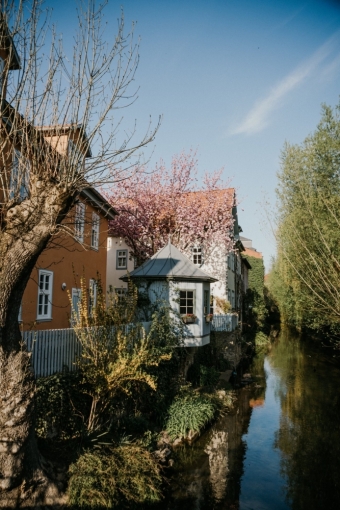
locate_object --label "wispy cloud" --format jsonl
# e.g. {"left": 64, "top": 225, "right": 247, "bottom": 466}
{"left": 230, "top": 36, "right": 339, "bottom": 136}
{"left": 319, "top": 51, "right": 340, "bottom": 81}
{"left": 269, "top": 5, "right": 306, "bottom": 32}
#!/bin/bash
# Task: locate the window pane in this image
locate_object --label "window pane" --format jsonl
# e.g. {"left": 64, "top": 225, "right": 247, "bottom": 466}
{"left": 44, "top": 295, "right": 48, "bottom": 315}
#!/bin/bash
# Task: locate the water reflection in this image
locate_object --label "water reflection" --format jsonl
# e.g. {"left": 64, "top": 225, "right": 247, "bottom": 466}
{"left": 204, "top": 430, "right": 228, "bottom": 501}
{"left": 271, "top": 330, "right": 340, "bottom": 510}
{"left": 165, "top": 330, "right": 340, "bottom": 509}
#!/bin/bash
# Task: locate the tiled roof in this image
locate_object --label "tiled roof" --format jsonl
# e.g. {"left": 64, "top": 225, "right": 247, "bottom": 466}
{"left": 244, "top": 247, "right": 263, "bottom": 259}
{"left": 120, "top": 241, "right": 218, "bottom": 282}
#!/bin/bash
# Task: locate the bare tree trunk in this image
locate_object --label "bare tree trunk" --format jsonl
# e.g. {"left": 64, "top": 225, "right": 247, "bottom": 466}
{"left": 0, "top": 188, "right": 73, "bottom": 506}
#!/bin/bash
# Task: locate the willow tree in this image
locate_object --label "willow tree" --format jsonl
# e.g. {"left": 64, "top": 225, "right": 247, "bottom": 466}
{"left": 0, "top": 1, "right": 159, "bottom": 505}
{"left": 271, "top": 103, "right": 340, "bottom": 337}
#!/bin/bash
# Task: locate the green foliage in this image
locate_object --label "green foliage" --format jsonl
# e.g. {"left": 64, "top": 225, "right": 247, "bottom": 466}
{"left": 245, "top": 255, "right": 265, "bottom": 297}
{"left": 243, "top": 255, "right": 267, "bottom": 329}
{"left": 199, "top": 365, "right": 220, "bottom": 389}
{"left": 254, "top": 331, "right": 270, "bottom": 347}
{"left": 71, "top": 278, "right": 175, "bottom": 433}
{"left": 35, "top": 371, "right": 88, "bottom": 440}
{"left": 270, "top": 103, "right": 340, "bottom": 342}
{"left": 164, "top": 388, "right": 219, "bottom": 439}
{"left": 68, "top": 443, "right": 162, "bottom": 508}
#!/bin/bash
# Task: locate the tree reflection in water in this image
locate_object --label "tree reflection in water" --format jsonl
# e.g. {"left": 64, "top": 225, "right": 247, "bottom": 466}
{"left": 156, "top": 330, "right": 340, "bottom": 510}
{"left": 271, "top": 329, "right": 340, "bottom": 510}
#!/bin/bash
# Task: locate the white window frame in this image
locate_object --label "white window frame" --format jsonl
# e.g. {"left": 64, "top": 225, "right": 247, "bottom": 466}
{"left": 210, "top": 294, "right": 214, "bottom": 315}
{"left": 37, "top": 270, "right": 53, "bottom": 320}
{"left": 91, "top": 212, "right": 100, "bottom": 250}
{"left": 89, "top": 279, "right": 98, "bottom": 316}
{"left": 179, "top": 289, "right": 195, "bottom": 316}
{"left": 116, "top": 249, "right": 128, "bottom": 269}
{"left": 192, "top": 245, "right": 203, "bottom": 265}
{"left": 204, "top": 289, "right": 210, "bottom": 315}
{"left": 75, "top": 202, "right": 85, "bottom": 242}
{"left": 10, "top": 148, "right": 30, "bottom": 200}
{"left": 115, "top": 287, "right": 127, "bottom": 301}
{"left": 71, "top": 288, "right": 82, "bottom": 321}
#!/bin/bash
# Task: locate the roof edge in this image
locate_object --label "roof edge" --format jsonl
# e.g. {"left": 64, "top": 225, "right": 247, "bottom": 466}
{"left": 81, "top": 187, "right": 117, "bottom": 220}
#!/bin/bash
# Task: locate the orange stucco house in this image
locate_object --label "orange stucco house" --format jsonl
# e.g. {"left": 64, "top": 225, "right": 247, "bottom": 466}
{"left": 1, "top": 22, "right": 117, "bottom": 331}
{"left": 21, "top": 185, "right": 117, "bottom": 331}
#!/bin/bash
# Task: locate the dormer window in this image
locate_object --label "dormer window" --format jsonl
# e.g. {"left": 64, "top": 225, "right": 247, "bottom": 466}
{"left": 192, "top": 246, "right": 203, "bottom": 265}
{"left": 75, "top": 202, "right": 85, "bottom": 242}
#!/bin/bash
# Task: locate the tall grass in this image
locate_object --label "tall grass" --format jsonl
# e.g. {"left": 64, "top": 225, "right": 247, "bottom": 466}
{"left": 165, "top": 390, "right": 219, "bottom": 440}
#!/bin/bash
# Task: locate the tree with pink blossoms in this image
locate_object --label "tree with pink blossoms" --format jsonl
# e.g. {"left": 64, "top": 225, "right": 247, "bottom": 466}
{"left": 106, "top": 151, "right": 236, "bottom": 265}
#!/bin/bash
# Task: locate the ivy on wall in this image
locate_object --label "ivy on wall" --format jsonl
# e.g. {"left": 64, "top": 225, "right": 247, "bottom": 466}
{"left": 244, "top": 256, "right": 265, "bottom": 298}
{"left": 243, "top": 254, "right": 267, "bottom": 329}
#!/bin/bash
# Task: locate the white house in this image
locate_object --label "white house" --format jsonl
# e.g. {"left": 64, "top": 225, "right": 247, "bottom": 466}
{"left": 187, "top": 190, "right": 249, "bottom": 320}
{"left": 106, "top": 235, "right": 134, "bottom": 299}
{"left": 120, "top": 241, "right": 218, "bottom": 347}
{"left": 106, "top": 189, "right": 250, "bottom": 328}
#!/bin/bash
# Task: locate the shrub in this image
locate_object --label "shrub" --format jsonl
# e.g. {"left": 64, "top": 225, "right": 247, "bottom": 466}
{"left": 199, "top": 365, "right": 220, "bottom": 389}
{"left": 164, "top": 389, "right": 219, "bottom": 440}
{"left": 35, "top": 371, "right": 88, "bottom": 440}
{"left": 68, "top": 444, "right": 162, "bottom": 508}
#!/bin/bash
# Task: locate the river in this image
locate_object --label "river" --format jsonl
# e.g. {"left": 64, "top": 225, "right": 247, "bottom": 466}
{"left": 164, "top": 329, "right": 340, "bottom": 509}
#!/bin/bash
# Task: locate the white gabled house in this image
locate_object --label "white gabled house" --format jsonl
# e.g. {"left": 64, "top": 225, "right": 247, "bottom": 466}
{"left": 120, "top": 242, "right": 218, "bottom": 347}
{"left": 106, "top": 188, "right": 251, "bottom": 331}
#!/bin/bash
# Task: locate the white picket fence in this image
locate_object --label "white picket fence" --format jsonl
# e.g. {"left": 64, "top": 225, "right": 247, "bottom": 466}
{"left": 22, "top": 322, "right": 152, "bottom": 378}
{"left": 23, "top": 329, "right": 81, "bottom": 378}
{"left": 212, "top": 314, "right": 238, "bottom": 332}
{"left": 22, "top": 316, "right": 236, "bottom": 378}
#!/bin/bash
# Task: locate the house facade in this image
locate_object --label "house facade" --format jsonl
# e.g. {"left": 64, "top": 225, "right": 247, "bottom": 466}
{"left": 120, "top": 241, "right": 218, "bottom": 347}
{"left": 21, "top": 187, "right": 116, "bottom": 330}
{"left": 187, "top": 190, "right": 249, "bottom": 323}
{"left": 106, "top": 235, "right": 135, "bottom": 298}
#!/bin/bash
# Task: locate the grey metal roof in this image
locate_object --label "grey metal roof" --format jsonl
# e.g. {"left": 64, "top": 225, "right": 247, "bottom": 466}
{"left": 120, "top": 242, "right": 218, "bottom": 282}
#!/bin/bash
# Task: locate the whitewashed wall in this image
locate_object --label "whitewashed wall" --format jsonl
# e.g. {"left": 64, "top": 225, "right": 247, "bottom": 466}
{"left": 106, "top": 235, "right": 134, "bottom": 292}
{"left": 169, "top": 280, "right": 211, "bottom": 348}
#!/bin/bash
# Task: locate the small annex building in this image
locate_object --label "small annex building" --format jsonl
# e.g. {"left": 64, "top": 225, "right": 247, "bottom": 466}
{"left": 120, "top": 241, "right": 218, "bottom": 347}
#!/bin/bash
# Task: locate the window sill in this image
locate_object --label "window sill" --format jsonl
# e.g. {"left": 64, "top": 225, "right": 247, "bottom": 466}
{"left": 90, "top": 246, "right": 99, "bottom": 251}
{"left": 116, "top": 267, "right": 127, "bottom": 270}
{"left": 36, "top": 318, "right": 53, "bottom": 322}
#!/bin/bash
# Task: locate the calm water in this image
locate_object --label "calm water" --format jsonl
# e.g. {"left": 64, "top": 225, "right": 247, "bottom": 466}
{"left": 166, "top": 330, "right": 340, "bottom": 510}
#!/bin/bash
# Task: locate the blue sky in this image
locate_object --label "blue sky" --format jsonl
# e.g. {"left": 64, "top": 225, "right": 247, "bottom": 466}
{"left": 47, "top": 0, "right": 340, "bottom": 270}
